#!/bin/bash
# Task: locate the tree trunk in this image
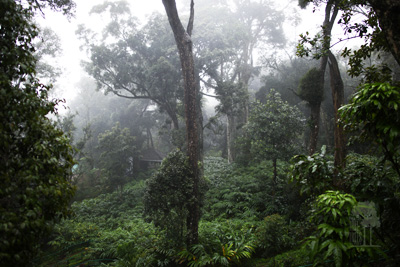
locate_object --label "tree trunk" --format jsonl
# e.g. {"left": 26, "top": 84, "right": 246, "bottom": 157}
{"left": 162, "top": 0, "right": 200, "bottom": 246}
{"left": 308, "top": 1, "right": 339, "bottom": 155}
{"left": 328, "top": 51, "right": 346, "bottom": 171}
{"left": 369, "top": 0, "right": 400, "bottom": 66}
{"left": 227, "top": 113, "right": 236, "bottom": 163}
{"left": 309, "top": 102, "right": 321, "bottom": 155}
{"left": 146, "top": 127, "right": 154, "bottom": 149}
{"left": 165, "top": 104, "right": 180, "bottom": 130}
{"left": 195, "top": 67, "right": 204, "bottom": 174}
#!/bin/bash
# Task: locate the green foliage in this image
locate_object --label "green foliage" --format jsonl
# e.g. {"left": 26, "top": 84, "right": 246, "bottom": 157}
{"left": 78, "top": 8, "right": 183, "bottom": 133}
{"left": 144, "top": 150, "right": 200, "bottom": 245}
{"left": 257, "top": 57, "right": 317, "bottom": 106}
{"left": 178, "top": 220, "right": 255, "bottom": 267}
{"left": 214, "top": 81, "right": 248, "bottom": 116}
{"left": 49, "top": 217, "right": 170, "bottom": 267}
{"left": 0, "top": 81, "right": 76, "bottom": 265}
{"left": 304, "top": 190, "right": 380, "bottom": 266}
{"left": 42, "top": 157, "right": 322, "bottom": 266}
{"left": 34, "top": 27, "right": 63, "bottom": 82}
{"left": 204, "top": 158, "right": 289, "bottom": 220}
{"left": 44, "top": 180, "right": 179, "bottom": 266}
{"left": 262, "top": 247, "right": 310, "bottom": 267}
{"left": 298, "top": 67, "right": 324, "bottom": 105}
{"left": 343, "top": 153, "right": 400, "bottom": 253}
{"left": 97, "top": 122, "right": 137, "bottom": 191}
{"left": 242, "top": 90, "right": 304, "bottom": 162}
{"left": 297, "top": 0, "right": 397, "bottom": 80}
{"left": 254, "top": 214, "right": 294, "bottom": 257}
{"left": 343, "top": 153, "right": 397, "bottom": 203}
{"left": 0, "top": 0, "right": 75, "bottom": 264}
{"left": 337, "top": 78, "right": 400, "bottom": 260}
{"left": 337, "top": 1, "right": 392, "bottom": 80}
{"left": 339, "top": 82, "right": 400, "bottom": 176}
{"left": 290, "top": 146, "right": 334, "bottom": 196}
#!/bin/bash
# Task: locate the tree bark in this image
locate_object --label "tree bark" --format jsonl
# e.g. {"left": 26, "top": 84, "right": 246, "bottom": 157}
{"left": 309, "top": 0, "right": 338, "bottom": 155}
{"left": 328, "top": 51, "right": 346, "bottom": 171}
{"left": 369, "top": 0, "right": 400, "bottom": 66}
{"left": 309, "top": 102, "right": 321, "bottom": 155}
{"left": 162, "top": 0, "right": 200, "bottom": 246}
{"left": 227, "top": 113, "right": 236, "bottom": 163}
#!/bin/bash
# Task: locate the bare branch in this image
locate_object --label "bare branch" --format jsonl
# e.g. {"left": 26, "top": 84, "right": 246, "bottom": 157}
{"left": 200, "top": 91, "right": 218, "bottom": 98}
{"left": 329, "top": 35, "right": 360, "bottom": 49}
{"left": 187, "top": 0, "right": 194, "bottom": 36}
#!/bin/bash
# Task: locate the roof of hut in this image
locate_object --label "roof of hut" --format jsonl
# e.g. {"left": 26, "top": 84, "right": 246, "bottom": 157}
{"left": 140, "top": 148, "right": 166, "bottom": 162}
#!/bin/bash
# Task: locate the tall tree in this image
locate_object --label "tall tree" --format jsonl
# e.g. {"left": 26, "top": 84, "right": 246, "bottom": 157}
{"left": 298, "top": 0, "right": 345, "bottom": 164}
{"left": 327, "top": 51, "right": 346, "bottom": 170}
{"left": 298, "top": 67, "right": 325, "bottom": 155}
{"left": 195, "top": 0, "right": 285, "bottom": 162}
{"left": 0, "top": 0, "right": 76, "bottom": 265}
{"left": 79, "top": 2, "right": 183, "bottom": 130}
{"left": 162, "top": 0, "right": 201, "bottom": 246}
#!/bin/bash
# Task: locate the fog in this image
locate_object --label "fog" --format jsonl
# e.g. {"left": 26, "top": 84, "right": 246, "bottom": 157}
{"left": 37, "top": 0, "right": 326, "bottom": 105}
{"left": 6, "top": 0, "right": 400, "bottom": 265}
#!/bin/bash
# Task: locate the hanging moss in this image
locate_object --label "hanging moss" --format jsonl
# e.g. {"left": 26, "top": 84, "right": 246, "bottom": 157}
{"left": 298, "top": 67, "right": 324, "bottom": 105}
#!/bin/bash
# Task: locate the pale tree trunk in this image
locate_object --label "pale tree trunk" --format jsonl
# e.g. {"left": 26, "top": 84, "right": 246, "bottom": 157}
{"left": 162, "top": 0, "right": 200, "bottom": 246}
{"left": 320, "top": 109, "right": 332, "bottom": 149}
{"left": 239, "top": 47, "right": 252, "bottom": 124}
{"left": 328, "top": 51, "right": 346, "bottom": 172}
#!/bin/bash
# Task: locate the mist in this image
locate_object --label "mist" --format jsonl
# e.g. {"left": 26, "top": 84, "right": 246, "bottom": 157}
{"left": 3, "top": 0, "right": 400, "bottom": 265}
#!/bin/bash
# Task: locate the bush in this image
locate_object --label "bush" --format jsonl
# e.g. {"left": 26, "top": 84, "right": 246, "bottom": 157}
{"left": 178, "top": 220, "right": 256, "bottom": 266}
{"left": 289, "top": 146, "right": 334, "bottom": 197}
{"left": 254, "top": 214, "right": 294, "bottom": 257}
{"left": 261, "top": 247, "right": 310, "bottom": 267}
{"left": 144, "top": 150, "right": 196, "bottom": 246}
{"left": 203, "top": 158, "right": 297, "bottom": 221}
{"left": 304, "top": 190, "right": 382, "bottom": 266}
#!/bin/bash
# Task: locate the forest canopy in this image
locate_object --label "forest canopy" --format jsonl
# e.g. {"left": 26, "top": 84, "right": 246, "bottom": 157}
{"left": 2, "top": 0, "right": 400, "bottom": 266}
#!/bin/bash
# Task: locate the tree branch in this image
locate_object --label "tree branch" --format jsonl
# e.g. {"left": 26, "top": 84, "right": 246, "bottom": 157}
{"left": 162, "top": 0, "right": 188, "bottom": 42}
{"left": 187, "top": 0, "right": 194, "bottom": 36}
{"left": 200, "top": 77, "right": 217, "bottom": 89}
{"left": 200, "top": 91, "right": 218, "bottom": 98}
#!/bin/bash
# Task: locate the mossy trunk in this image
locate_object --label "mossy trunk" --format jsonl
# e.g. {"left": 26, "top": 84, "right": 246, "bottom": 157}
{"left": 162, "top": 0, "right": 200, "bottom": 246}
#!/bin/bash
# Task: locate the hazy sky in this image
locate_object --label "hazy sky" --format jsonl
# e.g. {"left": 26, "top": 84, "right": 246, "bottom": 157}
{"left": 37, "top": 0, "right": 166, "bottom": 104}
{"left": 36, "top": 0, "right": 334, "bottom": 108}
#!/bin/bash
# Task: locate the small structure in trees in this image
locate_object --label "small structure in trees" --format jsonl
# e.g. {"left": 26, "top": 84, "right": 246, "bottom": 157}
{"left": 139, "top": 148, "right": 166, "bottom": 170}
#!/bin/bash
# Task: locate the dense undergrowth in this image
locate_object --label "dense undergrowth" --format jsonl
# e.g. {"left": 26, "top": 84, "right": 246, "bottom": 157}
{"left": 37, "top": 157, "right": 313, "bottom": 266}
{"left": 38, "top": 154, "right": 397, "bottom": 266}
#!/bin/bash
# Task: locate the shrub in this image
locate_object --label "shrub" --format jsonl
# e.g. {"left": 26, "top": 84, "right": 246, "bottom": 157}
{"left": 254, "top": 214, "right": 294, "bottom": 257}
{"left": 289, "top": 145, "right": 334, "bottom": 197}
{"left": 304, "top": 190, "right": 382, "bottom": 266}
{"left": 144, "top": 150, "right": 207, "bottom": 246}
{"left": 261, "top": 247, "right": 310, "bottom": 267}
{"left": 178, "top": 220, "right": 256, "bottom": 266}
